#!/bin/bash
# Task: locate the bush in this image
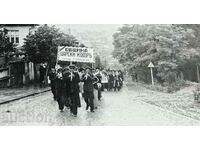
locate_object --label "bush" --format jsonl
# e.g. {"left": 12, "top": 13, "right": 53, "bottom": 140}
{"left": 193, "top": 85, "right": 200, "bottom": 102}
{"left": 141, "top": 83, "right": 168, "bottom": 93}
{"left": 162, "top": 79, "right": 187, "bottom": 93}
{"left": 142, "top": 79, "right": 188, "bottom": 93}
{"left": 167, "top": 85, "right": 180, "bottom": 93}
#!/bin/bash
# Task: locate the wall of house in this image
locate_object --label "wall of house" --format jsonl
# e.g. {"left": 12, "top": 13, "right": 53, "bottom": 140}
{"left": 2, "top": 25, "right": 37, "bottom": 87}
{"left": 5, "top": 26, "right": 35, "bottom": 47}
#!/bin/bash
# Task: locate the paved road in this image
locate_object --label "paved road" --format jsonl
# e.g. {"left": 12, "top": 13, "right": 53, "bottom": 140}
{"left": 0, "top": 84, "right": 200, "bottom": 125}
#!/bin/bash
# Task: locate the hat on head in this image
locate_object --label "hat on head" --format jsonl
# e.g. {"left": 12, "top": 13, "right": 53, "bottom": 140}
{"left": 84, "top": 65, "right": 92, "bottom": 70}
{"left": 57, "top": 68, "right": 63, "bottom": 72}
{"left": 79, "top": 67, "right": 84, "bottom": 72}
{"left": 69, "top": 64, "right": 76, "bottom": 69}
{"left": 64, "top": 67, "right": 69, "bottom": 71}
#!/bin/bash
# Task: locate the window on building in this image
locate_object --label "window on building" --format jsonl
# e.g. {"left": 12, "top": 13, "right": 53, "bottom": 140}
{"left": 5, "top": 35, "right": 10, "bottom": 42}
{"left": 11, "top": 35, "right": 15, "bottom": 43}
{"left": 15, "top": 36, "right": 19, "bottom": 44}
{"left": 7, "top": 30, "right": 19, "bottom": 44}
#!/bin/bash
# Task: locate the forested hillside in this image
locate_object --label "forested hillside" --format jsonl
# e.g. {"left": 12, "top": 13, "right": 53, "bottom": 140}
{"left": 56, "top": 24, "right": 122, "bottom": 69}
{"left": 112, "top": 24, "right": 200, "bottom": 87}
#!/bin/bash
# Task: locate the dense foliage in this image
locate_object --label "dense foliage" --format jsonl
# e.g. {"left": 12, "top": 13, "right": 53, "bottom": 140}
{"left": 113, "top": 24, "right": 200, "bottom": 85}
{"left": 0, "top": 28, "right": 16, "bottom": 56}
{"left": 23, "top": 24, "right": 80, "bottom": 66}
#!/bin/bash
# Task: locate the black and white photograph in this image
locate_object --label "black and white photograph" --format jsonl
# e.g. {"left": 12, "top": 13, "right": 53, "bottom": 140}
{"left": 1, "top": 0, "right": 200, "bottom": 150}
{"left": 1, "top": 24, "right": 200, "bottom": 126}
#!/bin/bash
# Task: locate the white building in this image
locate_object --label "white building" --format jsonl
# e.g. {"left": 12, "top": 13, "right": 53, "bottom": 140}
{"left": 3, "top": 24, "right": 38, "bottom": 48}
{"left": 0, "top": 24, "right": 38, "bottom": 86}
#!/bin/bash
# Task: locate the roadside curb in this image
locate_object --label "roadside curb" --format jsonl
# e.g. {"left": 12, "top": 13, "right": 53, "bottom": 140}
{"left": 139, "top": 99, "right": 200, "bottom": 124}
{"left": 0, "top": 88, "right": 51, "bottom": 105}
{"left": 126, "top": 83, "right": 200, "bottom": 124}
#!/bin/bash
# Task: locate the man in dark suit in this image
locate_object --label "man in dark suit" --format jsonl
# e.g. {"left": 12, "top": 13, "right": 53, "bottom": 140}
{"left": 55, "top": 68, "right": 65, "bottom": 112}
{"left": 67, "top": 64, "right": 81, "bottom": 117}
{"left": 39, "top": 63, "right": 47, "bottom": 87}
{"left": 81, "top": 67, "right": 96, "bottom": 112}
{"left": 62, "top": 67, "right": 71, "bottom": 108}
{"left": 48, "top": 68, "right": 57, "bottom": 100}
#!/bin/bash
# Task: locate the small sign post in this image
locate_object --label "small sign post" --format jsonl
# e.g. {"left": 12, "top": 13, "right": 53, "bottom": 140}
{"left": 148, "top": 62, "right": 155, "bottom": 86}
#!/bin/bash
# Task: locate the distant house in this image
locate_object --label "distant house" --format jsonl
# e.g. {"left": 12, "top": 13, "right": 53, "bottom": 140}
{"left": 0, "top": 24, "right": 38, "bottom": 87}
{"left": 2, "top": 24, "right": 38, "bottom": 48}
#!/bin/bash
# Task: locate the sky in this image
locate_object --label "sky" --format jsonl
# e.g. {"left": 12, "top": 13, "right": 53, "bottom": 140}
{"left": 54, "top": 24, "right": 123, "bottom": 69}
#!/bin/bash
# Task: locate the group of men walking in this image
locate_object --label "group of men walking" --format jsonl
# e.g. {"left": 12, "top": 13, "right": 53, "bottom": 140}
{"left": 48, "top": 64, "right": 124, "bottom": 117}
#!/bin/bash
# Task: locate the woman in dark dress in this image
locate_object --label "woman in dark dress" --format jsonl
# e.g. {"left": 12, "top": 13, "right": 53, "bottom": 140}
{"left": 108, "top": 70, "right": 114, "bottom": 91}
{"left": 118, "top": 70, "right": 123, "bottom": 90}
{"left": 113, "top": 71, "right": 120, "bottom": 91}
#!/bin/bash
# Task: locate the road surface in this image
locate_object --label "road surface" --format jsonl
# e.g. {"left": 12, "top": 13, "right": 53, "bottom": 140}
{"left": 0, "top": 84, "right": 200, "bottom": 125}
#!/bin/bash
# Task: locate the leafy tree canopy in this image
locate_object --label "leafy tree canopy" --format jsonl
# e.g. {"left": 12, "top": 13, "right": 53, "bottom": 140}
{"left": 0, "top": 28, "right": 16, "bottom": 56}
{"left": 113, "top": 24, "right": 196, "bottom": 84}
{"left": 23, "top": 24, "right": 80, "bottom": 65}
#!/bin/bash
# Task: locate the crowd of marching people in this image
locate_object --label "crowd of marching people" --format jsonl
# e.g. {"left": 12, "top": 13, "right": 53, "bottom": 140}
{"left": 48, "top": 64, "right": 124, "bottom": 117}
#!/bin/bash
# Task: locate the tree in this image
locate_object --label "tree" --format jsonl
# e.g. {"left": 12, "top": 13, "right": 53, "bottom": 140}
{"left": 23, "top": 24, "right": 80, "bottom": 82}
{"left": 113, "top": 24, "right": 194, "bottom": 84}
{"left": 0, "top": 28, "right": 16, "bottom": 56}
{"left": 177, "top": 25, "right": 200, "bottom": 82}
{"left": 23, "top": 24, "right": 79, "bottom": 66}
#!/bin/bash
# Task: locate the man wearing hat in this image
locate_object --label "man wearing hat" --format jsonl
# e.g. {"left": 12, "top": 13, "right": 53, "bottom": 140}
{"left": 62, "top": 67, "right": 71, "bottom": 108}
{"left": 48, "top": 68, "right": 57, "bottom": 100}
{"left": 67, "top": 64, "right": 81, "bottom": 117}
{"left": 94, "top": 67, "right": 102, "bottom": 101}
{"left": 81, "top": 66, "right": 96, "bottom": 112}
{"left": 78, "top": 67, "right": 85, "bottom": 97}
{"left": 55, "top": 68, "right": 65, "bottom": 112}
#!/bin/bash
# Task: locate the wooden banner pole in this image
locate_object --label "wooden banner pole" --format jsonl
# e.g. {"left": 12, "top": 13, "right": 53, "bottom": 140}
{"left": 92, "top": 63, "right": 94, "bottom": 69}
{"left": 55, "top": 47, "right": 59, "bottom": 72}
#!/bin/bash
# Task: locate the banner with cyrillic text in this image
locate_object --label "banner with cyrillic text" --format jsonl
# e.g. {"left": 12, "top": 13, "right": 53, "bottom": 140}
{"left": 57, "top": 46, "right": 94, "bottom": 63}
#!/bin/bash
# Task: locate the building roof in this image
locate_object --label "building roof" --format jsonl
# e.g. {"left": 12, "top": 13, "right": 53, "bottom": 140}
{"left": 1, "top": 24, "right": 39, "bottom": 27}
